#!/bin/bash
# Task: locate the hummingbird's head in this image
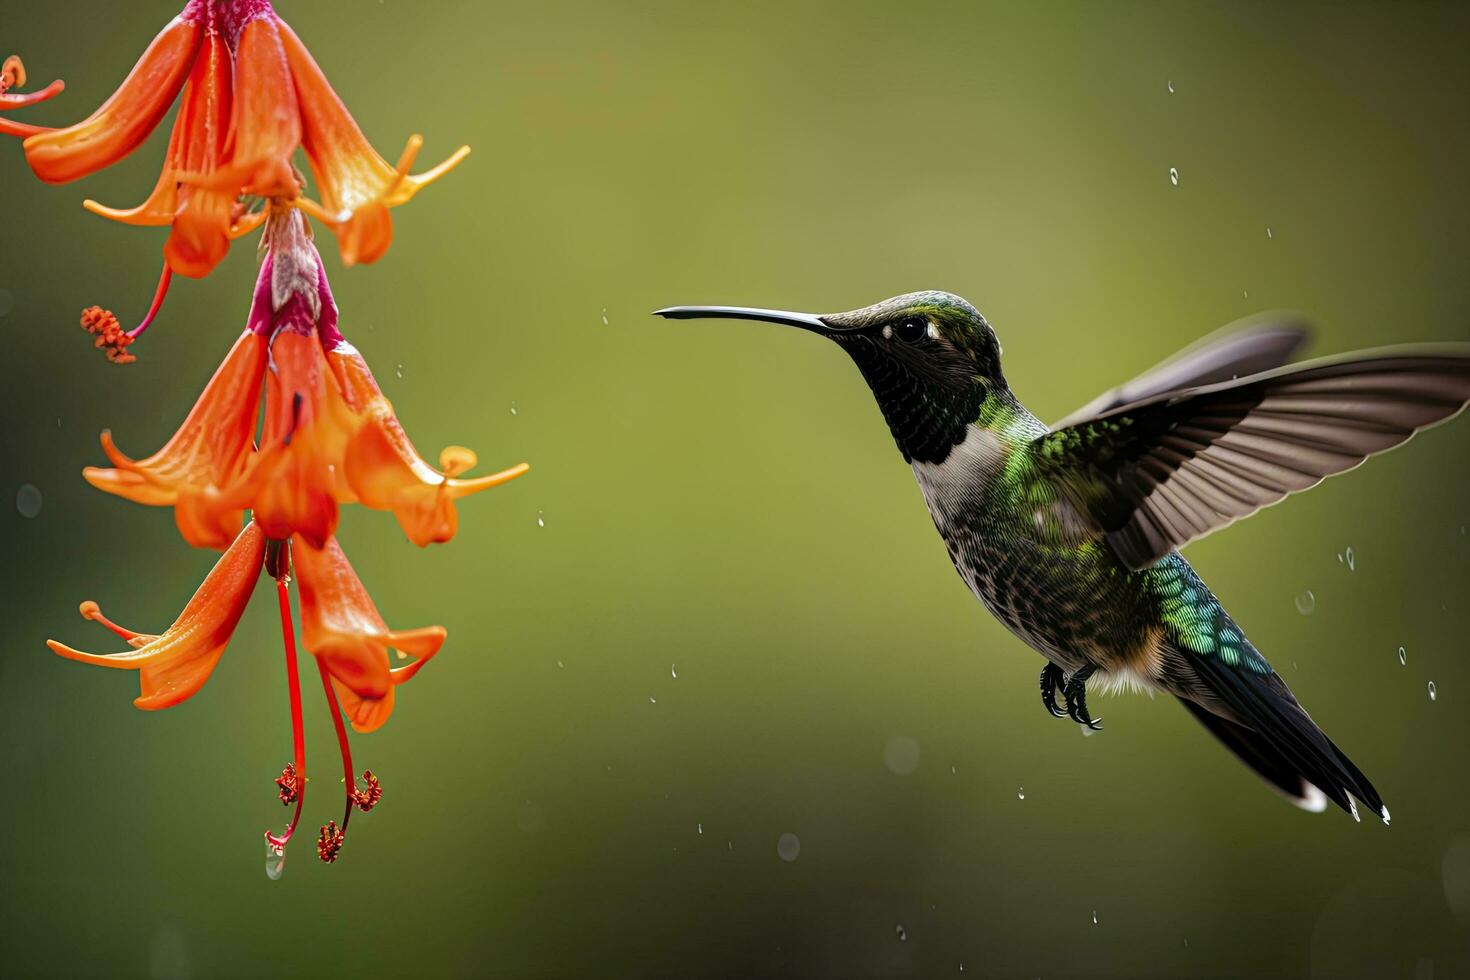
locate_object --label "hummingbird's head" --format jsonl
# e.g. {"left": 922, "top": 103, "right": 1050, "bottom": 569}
{"left": 655, "top": 290, "right": 1004, "bottom": 464}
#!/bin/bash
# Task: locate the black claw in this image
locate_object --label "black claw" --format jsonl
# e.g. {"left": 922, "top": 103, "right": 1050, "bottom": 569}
{"left": 1039, "top": 663, "right": 1067, "bottom": 718}
{"left": 1063, "top": 664, "right": 1103, "bottom": 731}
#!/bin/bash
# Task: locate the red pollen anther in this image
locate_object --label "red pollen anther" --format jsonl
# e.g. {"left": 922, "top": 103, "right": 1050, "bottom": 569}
{"left": 317, "top": 821, "right": 345, "bottom": 863}
{"left": 275, "top": 763, "right": 300, "bottom": 806}
{"left": 265, "top": 577, "right": 308, "bottom": 852}
{"left": 79, "top": 265, "right": 175, "bottom": 364}
{"left": 79, "top": 308, "right": 136, "bottom": 364}
{"left": 351, "top": 771, "right": 382, "bottom": 813}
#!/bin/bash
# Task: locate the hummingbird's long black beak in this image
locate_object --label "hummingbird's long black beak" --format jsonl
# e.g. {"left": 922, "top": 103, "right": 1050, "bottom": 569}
{"left": 653, "top": 305, "right": 835, "bottom": 335}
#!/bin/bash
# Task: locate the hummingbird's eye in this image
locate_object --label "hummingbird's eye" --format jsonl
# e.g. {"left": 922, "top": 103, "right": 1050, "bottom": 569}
{"left": 892, "top": 316, "right": 928, "bottom": 344}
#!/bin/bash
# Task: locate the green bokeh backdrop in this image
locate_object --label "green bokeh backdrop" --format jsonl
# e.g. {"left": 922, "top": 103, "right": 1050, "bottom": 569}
{"left": 2, "top": 2, "right": 1470, "bottom": 977}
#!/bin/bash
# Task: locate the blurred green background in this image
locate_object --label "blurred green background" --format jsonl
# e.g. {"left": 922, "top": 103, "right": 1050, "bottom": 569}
{"left": 3, "top": 1, "right": 1470, "bottom": 977}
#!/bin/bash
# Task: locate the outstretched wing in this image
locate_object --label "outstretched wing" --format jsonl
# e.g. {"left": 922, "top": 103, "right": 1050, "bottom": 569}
{"left": 1033, "top": 346, "right": 1470, "bottom": 569}
{"left": 1052, "top": 316, "right": 1313, "bottom": 430}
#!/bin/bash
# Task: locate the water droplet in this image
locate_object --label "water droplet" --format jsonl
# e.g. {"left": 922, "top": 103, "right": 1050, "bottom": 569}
{"left": 556, "top": 659, "right": 565, "bottom": 669}
{"left": 1429, "top": 681, "right": 1438, "bottom": 702}
{"left": 510, "top": 401, "right": 518, "bottom": 416}
{"left": 1398, "top": 646, "right": 1407, "bottom": 666}
{"left": 15, "top": 483, "right": 42, "bottom": 519}
{"left": 1294, "top": 589, "right": 1316, "bottom": 615}
{"left": 536, "top": 510, "right": 545, "bottom": 528}
{"left": 1184, "top": 938, "right": 1190, "bottom": 949}
{"left": 1169, "top": 167, "right": 1179, "bottom": 186}
{"left": 959, "top": 963, "right": 965, "bottom": 974}
{"left": 950, "top": 765, "right": 957, "bottom": 774}
{"left": 649, "top": 696, "right": 657, "bottom": 704}
{"left": 1167, "top": 79, "right": 1175, "bottom": 94}
{"left": 1266, "top": 226, "right": 1274, "bottom": 239}
{"left": 671, "top": 663, "right": 678, "bottom": 679}
{"left": 895, "top": 924, "right": 908, "bottom": 942}
{"left": 601, "top": 308, "right": 609, "bottom": 326}
{"left": 697, "top": 822, "right": 703, "bottom": 835}
{"left": 1017, "top": 787, "right": 1025, "bottom": 800}
{"left": 1092, "top": 910, "right": 1098, "bottom": 925}
{"left": 264, "top": 840, "right": 286, "bottom": 880}
{"left": 395, "top": 363, "right": 404, "bottom": 379}
{"left": 776, "top": 832, "right": 801, "bottom": 862}
{"left": 1346, "top": 546, "right": 1355, "bottom": 571}
{"left": 1243, "top": 289, "right": 1249, "bottom": 299}
{"left": 883, "top": 735, "right": 921, "bottom": 775}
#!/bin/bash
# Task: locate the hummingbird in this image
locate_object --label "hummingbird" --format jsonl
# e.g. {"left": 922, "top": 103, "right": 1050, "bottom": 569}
{"left": 655, "top": 292, "right": 1470, "bottom": 822}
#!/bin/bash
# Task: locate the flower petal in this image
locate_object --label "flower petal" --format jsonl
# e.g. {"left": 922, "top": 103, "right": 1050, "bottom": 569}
{"left": 164, "top": 30, "right": 236, "bottom": 277}
{"left": 328, "top": 342, "right": 528, "bottom": 546}
{"left": 277, "top": 19, "right": 468, "bottom": 265}
{"left": 83, "top": 330, "right": 267, "bottom": 549}
{"left": 293, "top": 534, "right": 446, "bottom": 732}
{"left": 219, "top": 329, "right": 356, "bottom": 548}
{"left": 0, "top": 54, "right": 65, "bottom": 114}
{"left": 47, "top": 522, "right": 265, "bottom": 710}
{"left": 213, "top": 14, "right": 301, "bottom": 199}
{"left": 21, "top": 14, "right": 202, "bottom": 184}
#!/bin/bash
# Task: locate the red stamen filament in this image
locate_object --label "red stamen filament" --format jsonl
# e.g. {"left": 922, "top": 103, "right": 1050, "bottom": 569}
{"left": 317, "top": 659, "right": 358, "bottom": 844}
{"left": 265, "top": 578, "right": 307, "bottom": 852}
{"left": 126, "top": 264, "right": 174, "bottom": 340}
{"left": 78, "top": 600, "right": 145, "bottom": 643}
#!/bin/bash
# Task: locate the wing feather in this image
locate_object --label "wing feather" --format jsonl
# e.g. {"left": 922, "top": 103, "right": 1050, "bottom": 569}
{"left": 1035, "top": 347, "right": 1470, "bottom": 568}
{"left": 1052, "top": 316, "right": 1312, "bottom": 429}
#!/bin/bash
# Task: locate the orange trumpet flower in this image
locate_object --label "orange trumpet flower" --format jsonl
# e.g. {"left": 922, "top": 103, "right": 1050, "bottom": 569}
{"left": 82, "top": 208, "right": 528, "bottom": 548}
{"left": 49, "top": 522, "right": 439, "bottom": 868}
{"left": 4, "top": 0, "right": 469, "bottom": 356}
{"left": 47, "top": 521, "right": 266, "bottom": 710}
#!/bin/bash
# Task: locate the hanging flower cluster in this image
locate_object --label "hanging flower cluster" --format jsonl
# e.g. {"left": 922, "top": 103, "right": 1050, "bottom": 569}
{"left": 11, "top": 1, "right": 523, "bottom": 872}
{"left": 3, "top": 0, "right": 467, "bottom": 358}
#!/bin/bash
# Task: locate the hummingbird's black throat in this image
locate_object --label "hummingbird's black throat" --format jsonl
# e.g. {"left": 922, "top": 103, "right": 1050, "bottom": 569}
{"left": 835, "top": 334, "right": 990, "bottom": 465}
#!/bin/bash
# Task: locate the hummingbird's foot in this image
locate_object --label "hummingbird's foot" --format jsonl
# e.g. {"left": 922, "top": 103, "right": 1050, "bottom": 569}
{"left": 1040, "top": 663, "right": 1068, "bottom": 718}
{"left": 1063, "top": 664, "right": 1103, "bottom": 731}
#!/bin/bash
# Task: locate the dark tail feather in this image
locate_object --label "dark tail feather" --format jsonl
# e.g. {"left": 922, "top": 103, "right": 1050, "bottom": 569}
{"left": 1182, "top": 655, "right": 1387, "bottom": 824}
{"left": 1178, "top": 698, "right": 1328, "bottom": 811}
